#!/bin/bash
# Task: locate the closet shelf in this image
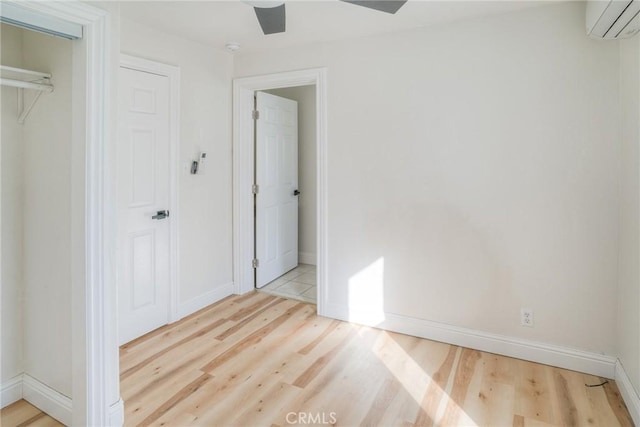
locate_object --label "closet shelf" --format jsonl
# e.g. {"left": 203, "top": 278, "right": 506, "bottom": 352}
{"left": 0, "top": 65, "right": 54, "bottom": 124}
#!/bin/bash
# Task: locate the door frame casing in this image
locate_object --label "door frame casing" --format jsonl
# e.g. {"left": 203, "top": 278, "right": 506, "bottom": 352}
{"left": 118, "top": 54, "right": 181, "bottom": 326}
{"left": 232, "top": 68, "right": 328, "bottom": 316}
{"left": 0, "top": 1, "right": 120, "bottom": 425}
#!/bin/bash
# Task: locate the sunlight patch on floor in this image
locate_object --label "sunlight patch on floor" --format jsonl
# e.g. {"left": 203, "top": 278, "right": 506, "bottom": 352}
{"left": 373, "top": 334, "right": 477, "bottom": 426}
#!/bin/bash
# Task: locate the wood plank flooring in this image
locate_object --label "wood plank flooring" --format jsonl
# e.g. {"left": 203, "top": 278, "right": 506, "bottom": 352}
{"left": 0, "top": 400, "right": 63, "bottom": 427}
{"left": 2, "top": 292, "right": 634, "bottom": 426}
{"left": 119, "top": 292, "right": 635, "bottom": 427}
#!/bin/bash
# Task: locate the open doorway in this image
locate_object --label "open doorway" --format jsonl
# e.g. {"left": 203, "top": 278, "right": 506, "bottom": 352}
{"left": 254, "top": 86, "right": 317, "bottom": 305}
{"left": 232, "top": 68, "right": 328, "bottom": 316}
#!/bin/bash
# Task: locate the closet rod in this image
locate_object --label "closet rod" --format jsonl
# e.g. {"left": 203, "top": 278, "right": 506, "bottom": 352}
{"left": 0, "top": 77, "right": 53, "bottom": 92}
{"left": 0, "top": 65, "right": 54, "bottom": 123}
{"left": 0, "top": 65, "right": 53, "bottom": 92}
{"left": 1, "top": 65, "right": 50, "bottom": 78}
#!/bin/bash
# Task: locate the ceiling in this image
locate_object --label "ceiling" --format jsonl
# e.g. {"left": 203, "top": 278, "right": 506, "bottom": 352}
{"left": 118, "top": 1, "right": 552, "bottom": 55}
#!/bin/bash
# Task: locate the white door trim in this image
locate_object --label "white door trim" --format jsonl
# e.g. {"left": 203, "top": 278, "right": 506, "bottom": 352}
{"left": 232, "top": 68, "right": 328, "bottom": 316}
{"left": 119, "top": 54, "right": 181, "bottom": 323}
{"left": 1, "top": 1, "right": 121, "bottom": 425}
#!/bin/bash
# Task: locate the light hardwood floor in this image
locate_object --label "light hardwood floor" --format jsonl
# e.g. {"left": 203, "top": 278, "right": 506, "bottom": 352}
{"left": 0, "top": 400, "right": 63, "bottom": 427}
{"left": 119, "top": 292, "right": 634, "bottom": 427}
{"left": 3, "top": 292, "right": 634, "bottom": 426}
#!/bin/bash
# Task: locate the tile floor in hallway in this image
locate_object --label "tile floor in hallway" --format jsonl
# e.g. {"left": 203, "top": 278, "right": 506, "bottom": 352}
{"left": 259, "top": 263, "right": 316, "bottom": 304}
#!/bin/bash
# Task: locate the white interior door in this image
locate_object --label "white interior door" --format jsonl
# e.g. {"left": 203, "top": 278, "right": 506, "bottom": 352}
{"left": 117, "top": 65, "right": 171, "bottom": 345}
{"left": 255, "top": 91, "right": 298, "bottom": 288}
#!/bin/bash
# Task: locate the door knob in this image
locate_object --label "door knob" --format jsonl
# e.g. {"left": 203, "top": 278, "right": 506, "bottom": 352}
{"left": 152, "top": 210, "right": 170, "bottom": 220}
{"left": 293, "top": 189, "right": 300, "bottom": 196}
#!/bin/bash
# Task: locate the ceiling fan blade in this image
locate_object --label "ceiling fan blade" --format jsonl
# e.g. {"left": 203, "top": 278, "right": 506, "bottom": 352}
{"left": 340, "top": 0, "right": 407, "bottom": 14}
{"left": 254, "top": 4, "right": 286, "bottom": 35}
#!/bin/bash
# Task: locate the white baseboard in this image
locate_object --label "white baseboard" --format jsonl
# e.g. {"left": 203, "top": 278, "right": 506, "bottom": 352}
{"left": 108, "top": 397, "right": 125, "bottom": 427}
{"left": 2, "top": 375, "right": 123, "bottom": 426}
{"left": 298, "top": 252, "right": 317, "bottom": 265}
{"left": 323, "top": 302, "right": 617, "bottom": 379}
{"left": 616, "top": 360, "right": 640, "bottom": 426}
{"left": 1, "top": 374, "right": 23, "bottom": 408}
{"left": 22, "top": 374, "right": 72, "bottom": 426}
{"left": 178, "top": 282, "right": 234, "bottom": 320}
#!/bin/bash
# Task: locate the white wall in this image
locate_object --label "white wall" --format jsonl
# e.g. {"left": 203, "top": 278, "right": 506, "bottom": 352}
{"left": 618, "top": 36, "right": 640, "bottom": 394}
{"left": 265, "top": 86, "right": 317, "bottom": 264}
{"left": 1, "top": 23, "right": 25, "bottom": 387}
{"left": 21, "top": 29, "right": 74, "bottom": 398}
{"left": 235, "top": 2, "right": 621, "bottom": 355}
{"left": 120, "top": 19, "right": 234, "bottom": 308}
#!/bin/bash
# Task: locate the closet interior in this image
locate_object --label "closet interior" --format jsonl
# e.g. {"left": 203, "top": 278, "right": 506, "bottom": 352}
{"left": 1, "top": 22, "right": 74, "bottom": 425}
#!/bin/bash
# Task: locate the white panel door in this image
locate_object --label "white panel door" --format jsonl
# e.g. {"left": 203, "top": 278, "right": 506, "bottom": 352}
{"left": 117, "top": 66, "right": 171, "bottom": 345}
{"left": 255, "top": 92, "right": 298, "bottom": 288}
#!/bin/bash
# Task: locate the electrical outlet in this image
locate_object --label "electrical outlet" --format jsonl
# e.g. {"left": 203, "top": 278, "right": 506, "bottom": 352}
{"left": 521, "top": 308, "right": 534, "bottom": 327}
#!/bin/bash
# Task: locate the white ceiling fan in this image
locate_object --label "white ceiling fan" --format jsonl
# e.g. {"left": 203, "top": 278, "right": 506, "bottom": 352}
{"left": 243, "top": 0, "right": 408, "bottom": 35}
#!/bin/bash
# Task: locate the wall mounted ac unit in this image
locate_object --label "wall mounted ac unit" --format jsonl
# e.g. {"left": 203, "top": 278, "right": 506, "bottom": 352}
{"left": 587, "top": 0, "right": 640, "bottom": 39}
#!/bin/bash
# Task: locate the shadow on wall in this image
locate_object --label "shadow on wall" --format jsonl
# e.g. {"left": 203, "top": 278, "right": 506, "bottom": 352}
{"left": 342, "top": 198, "right": 520, "bottom": 335}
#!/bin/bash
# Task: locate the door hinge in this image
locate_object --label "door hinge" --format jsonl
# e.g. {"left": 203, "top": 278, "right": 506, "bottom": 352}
{"left": 252, "top": 110, "right": 260, "bottom": 120}
{"left": 252, "top": 258, "right": 259, "bottom": 268}
{"left": 252, "top": 184, "right": 259, "bottom": 195}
